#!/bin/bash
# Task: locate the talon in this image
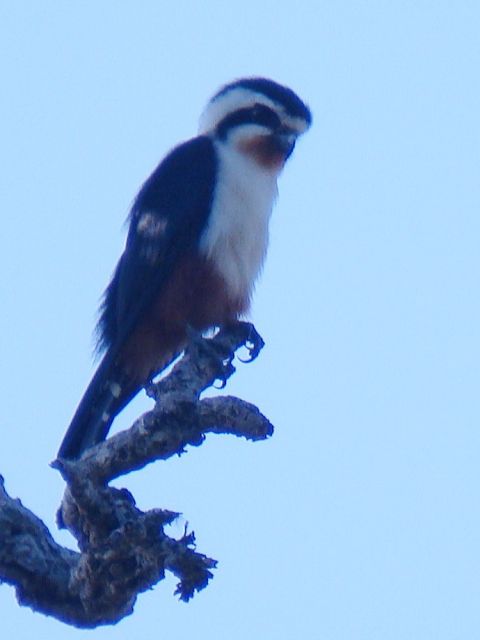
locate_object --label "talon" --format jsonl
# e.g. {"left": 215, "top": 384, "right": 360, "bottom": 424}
{"left": 238, "top": 323, "right": 265, "bottom": 362}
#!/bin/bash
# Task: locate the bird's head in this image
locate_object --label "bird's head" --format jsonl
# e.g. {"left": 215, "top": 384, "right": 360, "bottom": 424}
{"left": 199, "top": 77, "right": 312, "bottom": 171}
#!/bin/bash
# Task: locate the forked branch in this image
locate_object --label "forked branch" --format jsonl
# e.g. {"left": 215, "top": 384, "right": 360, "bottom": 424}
{"left": 0, "top": 323, "right": 273, "bottom": 628}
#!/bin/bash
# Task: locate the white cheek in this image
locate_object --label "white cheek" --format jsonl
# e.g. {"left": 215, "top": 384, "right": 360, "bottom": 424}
{"left": 199, "top": 142, "right": 278, "bottom": 300}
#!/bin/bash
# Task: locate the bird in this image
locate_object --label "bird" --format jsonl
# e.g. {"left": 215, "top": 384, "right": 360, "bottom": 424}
{"left": 57, "top": 77, "right": 311, "bottom": 460}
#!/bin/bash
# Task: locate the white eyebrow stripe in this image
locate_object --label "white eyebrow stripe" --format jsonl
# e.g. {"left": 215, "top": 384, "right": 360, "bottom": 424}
{"left": 199, "top": 87, "right": 305, "bottom": 134}
{"left": 282, "top": 114, "right": 310, "bottom": 134}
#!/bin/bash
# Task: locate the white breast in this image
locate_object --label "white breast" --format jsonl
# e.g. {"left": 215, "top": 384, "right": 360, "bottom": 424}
{"left": 199, "top": 140, "right": 278, "bottom": 300}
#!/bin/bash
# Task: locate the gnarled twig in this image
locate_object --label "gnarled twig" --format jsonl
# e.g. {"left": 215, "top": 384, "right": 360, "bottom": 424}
{"left": 0, "top": 323, "right": 273, "bottom": 628}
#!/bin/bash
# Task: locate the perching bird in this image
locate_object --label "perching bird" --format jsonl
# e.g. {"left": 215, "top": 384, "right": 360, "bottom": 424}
{"left": 58, "top": 77, "right": 311, "bottom": 459}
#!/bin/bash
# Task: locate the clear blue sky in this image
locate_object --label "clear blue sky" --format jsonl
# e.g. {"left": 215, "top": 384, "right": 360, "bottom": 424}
{"left": 1, "top": 2, "right": 479, "bottom": 638}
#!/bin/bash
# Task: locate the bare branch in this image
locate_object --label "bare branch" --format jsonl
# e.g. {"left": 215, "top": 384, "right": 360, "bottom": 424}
{"left": 0, "top": 323, "right": 273, "bottom": 628}
{"left": 0, "top": 476, "right": 80, "bottom": 622}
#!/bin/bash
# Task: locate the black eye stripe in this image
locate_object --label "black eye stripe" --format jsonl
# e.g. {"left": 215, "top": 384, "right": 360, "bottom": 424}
{"left": 216, "top": 104, "right": 282, "bottom": 139}
{"left": 213, "top": 78, "right": 312, "bottom": 126}
{"left": 250, "top": 104, "right": 282, "bottom": 127}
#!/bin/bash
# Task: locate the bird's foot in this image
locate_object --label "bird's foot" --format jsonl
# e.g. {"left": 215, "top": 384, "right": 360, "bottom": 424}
{"left": 186, "top": 326, "right": 235, "bottom": 388}
{"left": 234, "top": 321, "right": 265, "bottom": 362}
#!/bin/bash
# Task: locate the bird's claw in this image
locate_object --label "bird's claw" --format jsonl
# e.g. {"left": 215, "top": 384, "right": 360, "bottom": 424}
{"left": 237, "top": 322, "right": 265, "bottom": 363}
{"left": 186, "top": 322, "right": 264, "bottom": 387}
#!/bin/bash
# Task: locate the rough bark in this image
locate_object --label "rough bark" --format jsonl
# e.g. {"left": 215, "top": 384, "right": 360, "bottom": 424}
{"left": 0, "top": 323, "right": 273, "bottom": 628}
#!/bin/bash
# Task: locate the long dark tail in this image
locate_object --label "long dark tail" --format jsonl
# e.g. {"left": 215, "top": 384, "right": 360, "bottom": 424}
{"left": 57, "top": 351, "right": 140, "bottom": 460}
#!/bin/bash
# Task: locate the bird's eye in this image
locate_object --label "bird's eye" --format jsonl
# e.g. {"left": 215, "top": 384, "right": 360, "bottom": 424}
{"left": 250, "top": 104, "right": 281, "bottom": 129}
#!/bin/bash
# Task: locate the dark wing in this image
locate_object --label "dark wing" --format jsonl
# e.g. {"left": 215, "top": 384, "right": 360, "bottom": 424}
{"left": 97, "top": 135, "right": 217, "bottom": 354}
